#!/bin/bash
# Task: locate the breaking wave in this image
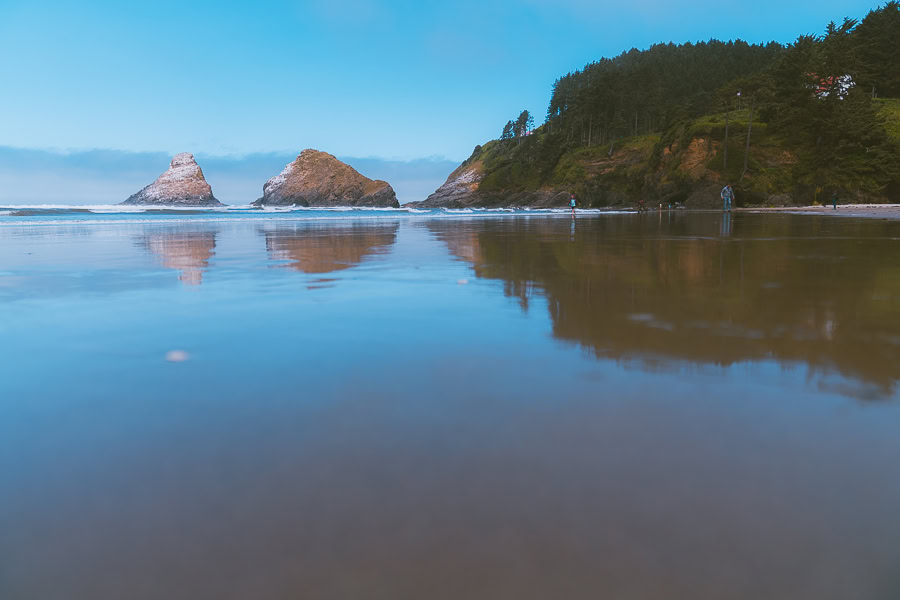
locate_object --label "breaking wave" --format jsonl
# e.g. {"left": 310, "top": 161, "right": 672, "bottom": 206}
{"left": 0, "top": 203, "right": 632, "bottom": 225}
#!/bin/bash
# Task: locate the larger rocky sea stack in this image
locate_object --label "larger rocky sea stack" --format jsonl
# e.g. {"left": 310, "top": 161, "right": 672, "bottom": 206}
{"left": 121, "top": 153, "right": 223, "bottom": 206}
{"left": 252, "top": 150, "right": 399, "bottom": 208}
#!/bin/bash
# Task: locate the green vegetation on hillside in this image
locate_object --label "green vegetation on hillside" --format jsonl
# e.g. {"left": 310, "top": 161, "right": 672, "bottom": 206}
{"left": 878, "top": 98, "right": 900, "bottom": 140}
{"left": 475, "top": 2, "right": 900, "bottom": 206}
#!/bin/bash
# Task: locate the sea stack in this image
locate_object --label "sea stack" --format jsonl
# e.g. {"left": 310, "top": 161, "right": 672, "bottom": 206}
{"left": 252, "top": 149, "right": 399, "bottom": 208}
{"left": 121, "top": 153, "right": 223, "bottom": 206}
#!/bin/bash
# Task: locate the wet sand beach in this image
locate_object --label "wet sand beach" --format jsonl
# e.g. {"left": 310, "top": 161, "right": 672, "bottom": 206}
{"left": 1, "top": 211, "right": 899, "bottom": 599}
{"left": 737, "top": 204, "right": 900, "bottom": 219}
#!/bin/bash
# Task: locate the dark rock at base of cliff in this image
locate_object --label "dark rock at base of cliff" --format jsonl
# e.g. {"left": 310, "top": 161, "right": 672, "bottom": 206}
{"left": 414, "top": 190, "right": 571, "bottom": 209}
{"left": 768, "top": 194, "right": 794, "bottom": 207}
{"left": 683, "top": 181, "right": 776, "bottom": 208}
{"left": 684, "top": 183, "right": 726, "bottom": 209}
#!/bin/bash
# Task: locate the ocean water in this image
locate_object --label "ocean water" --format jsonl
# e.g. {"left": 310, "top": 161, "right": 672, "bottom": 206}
{"left": 1, "top": 208, "right": 899, "bottom": 599}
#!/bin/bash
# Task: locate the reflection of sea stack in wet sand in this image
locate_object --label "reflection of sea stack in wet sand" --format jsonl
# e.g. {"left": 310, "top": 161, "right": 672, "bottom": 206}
{"left": 121, "top": 153, "right": 223, "bottom": 206}
{"left": 263, "top": 223, "right": 399, "bottom": 273}
{"left": 143, "top": 230, "right": 217, "bottom": 285}
{"left": 252, "top": 149, "right": 399, "bottom": 208}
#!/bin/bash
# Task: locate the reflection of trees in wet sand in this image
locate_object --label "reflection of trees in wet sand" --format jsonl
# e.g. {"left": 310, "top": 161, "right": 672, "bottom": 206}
{"left": 430, "top": 215, "right": 900, "bottom": 393}
{"left": 141, "top": 230, "right": 217, "bottom": 285}
{"left": 262, "top": 223, "right": 399, "bottom": 274}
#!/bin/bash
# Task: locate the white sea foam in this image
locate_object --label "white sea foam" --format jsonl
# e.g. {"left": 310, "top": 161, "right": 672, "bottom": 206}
{"left": 0, "top": 216, "right": 410, "bottom": 227}
{"left": 257, "top": 206, "right": 297, "bottom": 213}
{"left": 282, "top": 206, "right": 354, "bottom": 212}
{"left": 0, "top": 204, "right": 240, "bottom": 212}
{"left": 250, "top": 205, "right": 432, "bottom": 214}
{"left": 0, "top": 204, "right": 631, "bottom": 227}
{"left": 0, "top": 203, "right": 630, "bottom": 216}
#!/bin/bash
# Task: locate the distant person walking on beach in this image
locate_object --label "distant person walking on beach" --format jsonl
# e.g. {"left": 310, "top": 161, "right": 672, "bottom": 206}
{"left": 570, "top": 194, "right": 577, "bottom": 216}
{"left": 832, "top": 191, "right": 838, "bottom": 210}
{"left": 721, "top": 184, "right": 734, "bottom": 211}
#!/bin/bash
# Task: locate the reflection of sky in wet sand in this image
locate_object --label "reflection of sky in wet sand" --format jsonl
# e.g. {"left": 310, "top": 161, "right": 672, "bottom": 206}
{"left": 1, "top": 214, "right": 899, "bottom": 599}
{"left": 140, "top": 230, "right": 217, "bottom": 285}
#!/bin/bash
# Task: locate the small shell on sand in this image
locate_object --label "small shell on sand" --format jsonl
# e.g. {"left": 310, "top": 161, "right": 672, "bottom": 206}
{"left": 165, "top": 350, "right": 190, "bottom": 362}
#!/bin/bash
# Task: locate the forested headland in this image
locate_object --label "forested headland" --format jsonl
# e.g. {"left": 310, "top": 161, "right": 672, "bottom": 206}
{"left": 419, "top": 2, "right": 900, "bottom": 208}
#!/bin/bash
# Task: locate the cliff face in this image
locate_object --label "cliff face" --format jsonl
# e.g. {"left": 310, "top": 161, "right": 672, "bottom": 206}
{"left": 418, "top": 162, "right": 484, "bottom": 208}
{"left": 417, "top": 106, "right": 900, "bottom": 209}
{"left": 413, "top": 139, "right": 645, "bottom": 209}
{"left": 121, "top": 153, "right": 222, "bottom": 206}
{"left": 416, "top": 157, "right": 568, "bottom": 208}
{"left": 253, "top": 150, "right": 399, "bottom": 208}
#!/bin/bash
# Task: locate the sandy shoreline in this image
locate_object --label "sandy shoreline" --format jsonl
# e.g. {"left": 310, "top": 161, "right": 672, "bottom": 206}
{"left": 735, "top": 204, "right": 900, "bottom": 219}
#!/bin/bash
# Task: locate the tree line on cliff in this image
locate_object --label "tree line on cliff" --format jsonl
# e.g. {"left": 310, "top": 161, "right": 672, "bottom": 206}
{"left": 545, "top": 2, "right": 899, "bottom": 144}
{"left": 487, "top": 1, "right": 900, "bottom": 203}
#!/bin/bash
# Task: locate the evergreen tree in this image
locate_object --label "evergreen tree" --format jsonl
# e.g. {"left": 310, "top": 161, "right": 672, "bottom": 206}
{"left": 542, "top": 39, "right": 784, "bottom": 146}
{"left": 513, "top": 110, "right": 533, "bottom": 137}
{"left": 852, "top": 1, "right": 900, "bottom": 97}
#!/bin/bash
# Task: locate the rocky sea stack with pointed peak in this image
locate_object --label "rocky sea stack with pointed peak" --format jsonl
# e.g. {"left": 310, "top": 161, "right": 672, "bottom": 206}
{"left": 121, "top": 153, "right": 223, "bottom": 206}
{"left": 252, "top": 149, "right": 399, "bottom": 208}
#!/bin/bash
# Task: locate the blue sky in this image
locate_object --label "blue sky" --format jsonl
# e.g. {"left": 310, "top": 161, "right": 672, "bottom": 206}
{"left": 0, "top": 0, "right": 882, "bottom": 203}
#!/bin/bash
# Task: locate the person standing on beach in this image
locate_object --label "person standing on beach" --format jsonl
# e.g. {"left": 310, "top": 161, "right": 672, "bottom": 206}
{"left": 721, "top": 184, "right": 734, "bottom": 211}
{"left": 569, "top": 193, "right": 577, "bottom": 216}
{"left": 832, "top": 191, "right": 838, "bottom": 210}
